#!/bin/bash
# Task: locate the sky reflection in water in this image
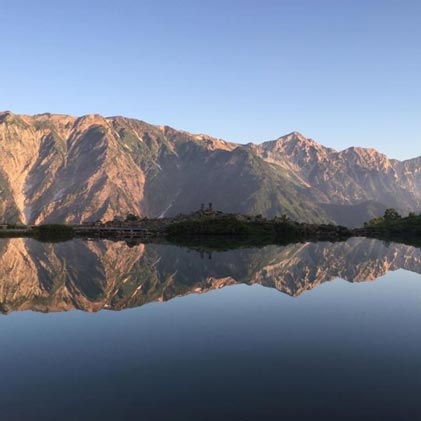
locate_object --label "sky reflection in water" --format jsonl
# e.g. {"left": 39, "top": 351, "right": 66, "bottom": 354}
{"left": 1, "top": 238, "right": 421, "bottom": 420}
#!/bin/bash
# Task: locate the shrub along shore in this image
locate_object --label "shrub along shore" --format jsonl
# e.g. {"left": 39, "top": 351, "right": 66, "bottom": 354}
{"left": 0, "top": 208, "right": 420, "bottom": 246}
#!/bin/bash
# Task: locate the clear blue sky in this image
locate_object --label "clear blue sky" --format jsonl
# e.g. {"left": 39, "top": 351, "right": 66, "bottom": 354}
{"left": 1, "top": 0, "right": 420, "bottom": 159}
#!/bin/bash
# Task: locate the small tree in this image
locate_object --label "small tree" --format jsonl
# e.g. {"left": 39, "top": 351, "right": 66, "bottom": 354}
{"left": 384, "top": 208, "right": 401, "bottom": 221}
{"left": 125, "top": 213, "right": 138, "bottom": 222}
{"left": 280, "top": 214, "right": 290, "bottom": 223}
{"left": 367, "top": 217, "right": 384, "bottom": 226}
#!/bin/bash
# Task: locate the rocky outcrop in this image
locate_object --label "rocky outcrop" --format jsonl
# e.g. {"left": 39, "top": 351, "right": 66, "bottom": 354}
{"left": 251, "top": 132, "right": 421, "bottom": 218}
{"left": 0, "top": 111, "right": 419, "bottom": 226}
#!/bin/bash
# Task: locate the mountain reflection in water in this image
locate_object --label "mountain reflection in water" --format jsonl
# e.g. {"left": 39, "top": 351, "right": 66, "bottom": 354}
{"left": 0, "top": 237, "right": 420, "bottom": 314}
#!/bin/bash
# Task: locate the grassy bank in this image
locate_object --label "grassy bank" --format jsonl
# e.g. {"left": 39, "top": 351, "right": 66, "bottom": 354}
{"left": 31, "top": 224, "right": 75, "bottom": 242}
{"left": 359, "top": 211, "right": 421, "bottom": 247}
{"left": 166, "top": 215, "right": 352, "bottom": 243}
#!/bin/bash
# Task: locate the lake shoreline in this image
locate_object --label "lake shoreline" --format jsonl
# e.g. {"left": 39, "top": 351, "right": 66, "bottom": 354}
{"left": 1, "top": 223, "right": 420, "bottom": 250}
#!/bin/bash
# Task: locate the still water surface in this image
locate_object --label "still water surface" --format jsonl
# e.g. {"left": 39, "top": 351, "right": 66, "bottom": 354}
{"left": 1, "top": 238, "right": 421, "bottom": 420}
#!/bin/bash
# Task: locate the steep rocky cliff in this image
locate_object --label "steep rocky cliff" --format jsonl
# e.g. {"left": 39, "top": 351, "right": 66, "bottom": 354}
{"left": 0, "top": 111, "right": 419, "bottom": 226}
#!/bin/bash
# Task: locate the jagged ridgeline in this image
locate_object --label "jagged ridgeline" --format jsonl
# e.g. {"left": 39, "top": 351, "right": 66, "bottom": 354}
{"left": 0, "top": 111, "right": 420, "bottom": 227}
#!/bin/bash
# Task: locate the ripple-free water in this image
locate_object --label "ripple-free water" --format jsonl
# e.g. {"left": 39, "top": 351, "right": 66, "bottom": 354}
{"left": 1, "top": 238, "right": 421, "bottom": 420}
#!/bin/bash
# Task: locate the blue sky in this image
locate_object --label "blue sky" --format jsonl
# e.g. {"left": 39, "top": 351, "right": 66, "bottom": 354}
{"left": 1, "top": 0, "right": 420, "bottom": 159}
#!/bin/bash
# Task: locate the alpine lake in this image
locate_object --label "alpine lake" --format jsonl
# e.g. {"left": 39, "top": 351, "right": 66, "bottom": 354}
{"left": 1, "top": 236, "right": 421, "bottom": 420}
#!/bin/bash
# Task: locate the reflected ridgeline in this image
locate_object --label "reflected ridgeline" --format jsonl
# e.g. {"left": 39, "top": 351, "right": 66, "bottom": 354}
{"left": 0, "top": 238, "right": 420, "bottom": 314}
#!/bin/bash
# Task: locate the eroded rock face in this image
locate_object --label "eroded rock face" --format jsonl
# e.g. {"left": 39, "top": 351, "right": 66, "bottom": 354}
{"left": 252, "top": 132, "right": 421, "bottom": 216}
{"left": 0, "top": 112, "right": 149, "bottom": 224}
{"left": 0, "top": 238, "right": 420, "bottom": 314}
{"left": 0, "top": 111, "right": 419, "bottom": 226}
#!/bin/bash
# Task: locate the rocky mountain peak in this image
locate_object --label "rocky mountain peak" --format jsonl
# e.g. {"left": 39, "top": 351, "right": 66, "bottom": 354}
{"left": 266, "top": 131, "right": 334, "bottom": 157}
{"left": 0, "top": 111, "right": 14, "bottom": 122}
{"left": 338, "top": 146, "right": 392, "bottom": 171}
{"left": 254, "top": 131, "right": 333, "bottom": 176}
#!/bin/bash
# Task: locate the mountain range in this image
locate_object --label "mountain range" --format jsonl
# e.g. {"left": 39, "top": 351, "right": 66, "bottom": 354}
{"left": 0, "top": 111, "right": 419, "bottom": 226}
{"left": 0, "top": 238, "right": 420, "bottom": 314}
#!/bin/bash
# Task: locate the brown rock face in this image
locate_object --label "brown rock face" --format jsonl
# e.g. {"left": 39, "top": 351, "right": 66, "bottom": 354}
{"left": 0, "top": 111, "right": 419, "bottom": 226}
{"left": 0, "top": 112, "right": 148, "bottom": 224}
{"left": 252, "top": 132, "right": 421, "bottom": 221}
{"left": 0, "top": 238, "right": 421, "bottom": 314}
